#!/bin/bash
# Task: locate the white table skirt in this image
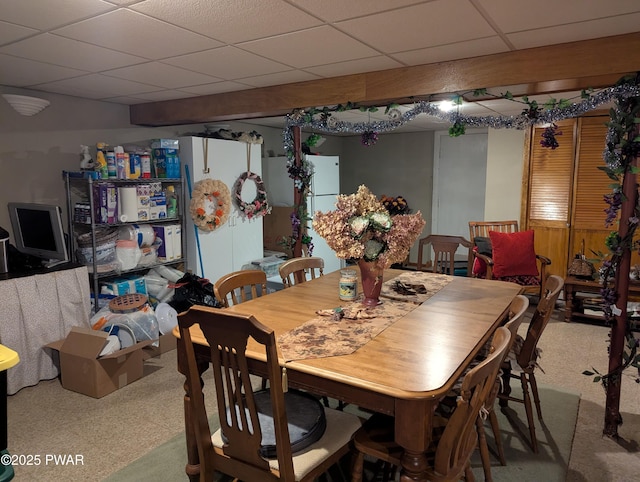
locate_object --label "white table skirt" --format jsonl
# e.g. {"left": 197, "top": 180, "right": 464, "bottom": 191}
{"left": 0, "top": 266, "right": 91, "bottom": 394}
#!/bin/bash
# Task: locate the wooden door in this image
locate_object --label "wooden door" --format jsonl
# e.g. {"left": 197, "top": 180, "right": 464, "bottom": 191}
{"left": 524, "top": 119, "right": 577, "bottom": 277}
{"left": 570, "top": 116, "right": 611, "bottom": 270}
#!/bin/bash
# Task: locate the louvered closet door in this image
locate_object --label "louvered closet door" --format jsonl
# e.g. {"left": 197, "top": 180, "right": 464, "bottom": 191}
{"left": 526, "top": 119, "right": 577, "bottom": 277}
{"left": 571, "top": 116, "right": 630, "bottom": 268}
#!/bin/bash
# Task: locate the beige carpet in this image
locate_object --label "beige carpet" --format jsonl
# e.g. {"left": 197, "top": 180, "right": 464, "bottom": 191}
{"left": 103, "top": 384, "right": 579, "bottom": 482}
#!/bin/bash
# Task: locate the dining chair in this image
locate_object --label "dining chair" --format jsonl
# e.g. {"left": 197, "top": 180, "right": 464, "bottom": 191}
{"left": 416, "top": 234, "right": 472, "bottom": 275}
{"left": 213, "top": 269, "right": 268, "bottom": 307}
{"left": 468, "top": 220, "right": 551, "bottom": 298}
{"left": 477, "top": 294, "right": 529, "bottom": 481}
{"left": 497, "top": 275, "right": 564, "bottom": 453}
{"left": 178, "top": 305, "right": 362, "bottom": 482}
{"left": 350, "top": 326, "right": 511, "bottom": 482}
{"left": 279, "top": 256, "right": 325, "bottom": 287}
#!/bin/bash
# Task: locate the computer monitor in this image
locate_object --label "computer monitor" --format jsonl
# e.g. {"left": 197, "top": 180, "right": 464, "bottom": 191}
{"left": 7, "top": 202, "right": 69, "bottom": 268}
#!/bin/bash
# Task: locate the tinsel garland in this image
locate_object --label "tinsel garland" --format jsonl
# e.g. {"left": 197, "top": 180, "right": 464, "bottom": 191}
{"left": 282, "top": 83, "right": 640, "bottom": 160}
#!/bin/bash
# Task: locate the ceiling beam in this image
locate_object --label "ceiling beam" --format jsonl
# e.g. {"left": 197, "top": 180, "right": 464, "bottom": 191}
{"left": 130, "top": 32, "right": 640, "bottom": 127}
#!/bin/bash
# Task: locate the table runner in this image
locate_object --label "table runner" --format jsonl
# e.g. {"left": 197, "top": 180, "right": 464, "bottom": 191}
{"left": 278, "top": 271, "right": 452, "bottom": 362}
{"left": 380, "top": 271, "right": 452, "bottom": 303}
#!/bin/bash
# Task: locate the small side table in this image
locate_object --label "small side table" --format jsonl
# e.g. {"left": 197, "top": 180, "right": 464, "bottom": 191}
{"left": 564, "top": 276, "right": 640, "bottom": 322}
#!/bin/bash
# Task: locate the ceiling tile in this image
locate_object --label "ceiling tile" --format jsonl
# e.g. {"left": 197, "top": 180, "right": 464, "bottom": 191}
{"left": 239, "top": 25, "right": 380, "bottom": 68}
{"left": 0, "top": 20, "right": 38, "bottom": 45}
{"left": 130, "top": 0, "right": 323, "bottom": 43}
{"left": 507, "top": 13, "right": 640, "bottom": 49}
{"left": 477, "top": 0, "right": 640, "bottom": 33}
{"left": 162, "top": 46, "right": 291, "bottom": 79}
{"left": 290, "top": 0, "right": 424, "bottom": 22}
{"left": 0, "top": 0, "right": 117, "bottom": 30}
{"left": 305, "top": 56, "right": 404, "bottom": 77}
{"left": 335, "top": 0, "right": 497, "bottom": 53}
{"left": 392, "top": 36, "right": 509, "bottom": 66}
{"left": 0, "top": 53, "right": 86, "bottom": 86}
{"left": 0, "top": 33, "right": 147, "bottom": 71}
{"left": 33, "top": 73, "right": 163, "bottom": 99}
{"left": 52, "top": 9, "right": 222, "bottom": 59}
{"left": 239, "top": 70, "right": 320, "bottom": 88}
{"left": 103, "top": 62, "right": 222, "bottom": 88}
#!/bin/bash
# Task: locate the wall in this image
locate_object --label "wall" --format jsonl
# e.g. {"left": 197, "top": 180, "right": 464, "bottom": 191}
{"left": 339, "top": 131, "right": 435, "bottom": 262}
{"left": 484, "top": 128, "right": 526, "bottom": 221}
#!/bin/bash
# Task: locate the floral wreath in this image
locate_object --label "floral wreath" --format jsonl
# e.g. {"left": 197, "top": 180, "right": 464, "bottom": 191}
{"left": 189, "top": 178, "right": 231, "bottom": 231}
{"left": 233, "top": 171, "right": 271, "bottom": 219}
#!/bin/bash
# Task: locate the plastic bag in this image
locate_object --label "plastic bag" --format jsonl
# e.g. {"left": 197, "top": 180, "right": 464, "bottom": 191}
{"left": 169, "top": 272, "right": 220, "bottom": 313}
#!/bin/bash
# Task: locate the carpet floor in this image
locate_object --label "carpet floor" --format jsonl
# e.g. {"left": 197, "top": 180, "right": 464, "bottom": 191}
{"left": 105, "top": 384, "right": 579, "bottom": 482}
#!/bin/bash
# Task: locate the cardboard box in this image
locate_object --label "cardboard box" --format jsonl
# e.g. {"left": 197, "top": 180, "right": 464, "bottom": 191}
{"left": 143, "top": 333, "right": 177, "bottom": 359}
{"left": 153, "top": 225, "right": 174, "bottom": 261}
{"left": 101, "top": 275, "right": 147, "bottom": 296}
{"left": 46, "top": 326, "right": 152, "bottom": 398}
{"left": 172, "top": 223, "right": 182, "bottom": 259}
{"left": 150, "top": 195, "right": 167, "bottom": 220}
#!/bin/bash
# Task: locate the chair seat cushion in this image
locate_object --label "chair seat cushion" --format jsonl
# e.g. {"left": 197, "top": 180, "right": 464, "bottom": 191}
{"left": 489, "top": 230, "right": 539, "bottom": 278}
{"left": 222, "top": 389, "right": 327, "bottom": 459}
{"left": 496, "top": 274, "right": 541, "bottom": 286}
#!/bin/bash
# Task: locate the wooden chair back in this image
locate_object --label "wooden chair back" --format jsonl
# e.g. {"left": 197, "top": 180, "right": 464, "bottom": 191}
{"left": 434, "top": 326, "right": 511, "bottom": 476}
{"left": 214, "top": 270, "right": 268, "bottom": 307}
{"left": 487, "top": 295, "right": 529, "bottom": 407}
{"left": 476, "top": 294, "right": 529, "bottom": 477}
{"left": 416, "top": 234, "right": 472, "bottom": 275}
{"left": 177, "top": 305, "right": 296, "bottom": 481}
{"left": 278, "top": 257, "right": 324, "bottom": 288}
{"left": 468, "top": 220, "right": 519, "bottom": 242}
{"left": 516, "top": 275, "right": 564, "bottom": 370}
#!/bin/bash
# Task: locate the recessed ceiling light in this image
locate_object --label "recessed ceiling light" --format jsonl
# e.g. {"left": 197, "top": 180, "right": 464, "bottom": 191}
{"left": 438, "top": 100, "right": 456, "bottom": 112}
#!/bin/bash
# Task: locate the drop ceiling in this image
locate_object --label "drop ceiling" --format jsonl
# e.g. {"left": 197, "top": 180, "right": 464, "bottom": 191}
{"left": 1, "top": 0, "right": 638, "bottom": 132}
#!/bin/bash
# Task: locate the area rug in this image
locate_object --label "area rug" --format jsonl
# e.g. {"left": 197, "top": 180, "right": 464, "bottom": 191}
{"left": 104, "top": 383, "right": 579, "bottom": 481}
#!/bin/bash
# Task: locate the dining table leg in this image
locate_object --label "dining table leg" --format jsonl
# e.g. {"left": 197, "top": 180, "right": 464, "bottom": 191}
{"left": 395, "top": 398, "right": 433, "bottom": 482}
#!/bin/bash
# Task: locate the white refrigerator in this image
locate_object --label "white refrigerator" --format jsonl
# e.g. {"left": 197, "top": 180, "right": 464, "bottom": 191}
{"left": 261, "top": 155, "right": 343, "bottom": 274}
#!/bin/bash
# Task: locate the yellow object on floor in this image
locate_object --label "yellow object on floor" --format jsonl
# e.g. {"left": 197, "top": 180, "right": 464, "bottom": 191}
{"left": 0, "top": 346, "right": 18, "bottom": 372}
{"left": 0, "top": 345, "right": 19, "bottom": 371}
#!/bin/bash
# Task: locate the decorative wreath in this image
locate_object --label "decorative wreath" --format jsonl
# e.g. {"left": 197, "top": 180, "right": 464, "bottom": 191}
{"left": 233, "top": 171, "right": 271, "bottom": 219}
{"left": 189, "top": 178, "right": 231, "bottom": 231}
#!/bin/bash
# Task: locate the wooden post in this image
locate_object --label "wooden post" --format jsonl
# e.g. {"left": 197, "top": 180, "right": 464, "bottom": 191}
{"left": 604, "top": 123, "right": 639, "bottom": 437}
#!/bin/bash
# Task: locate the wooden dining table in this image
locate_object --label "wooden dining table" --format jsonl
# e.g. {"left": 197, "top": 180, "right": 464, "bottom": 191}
{"left": 174, "top": 267, "right": 522, "bottom": 482}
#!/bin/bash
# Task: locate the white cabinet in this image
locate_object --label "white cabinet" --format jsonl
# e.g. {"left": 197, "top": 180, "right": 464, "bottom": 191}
{"left": 180, "top": 137, "right": 263, "bottom": 284}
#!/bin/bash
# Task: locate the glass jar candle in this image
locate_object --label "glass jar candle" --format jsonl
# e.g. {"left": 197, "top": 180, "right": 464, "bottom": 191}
{"left": 339, "top": 269, "right": 358, "bottom": 301}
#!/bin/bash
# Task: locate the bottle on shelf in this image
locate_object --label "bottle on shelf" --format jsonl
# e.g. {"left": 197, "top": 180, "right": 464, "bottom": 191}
{"left": 115, "top": 146, "right": 127, "bottom": 179}
{"left": 106, "top": 150, "right": 117, "bottom": 178}
{"left": 141, "top": 151, "right": 152, "bottom": 179}
{"left": 165, "top": 185, "right": 177, "bottom": 218}
{"left": 96, "top": 142, "right": 109, "bottom": 179}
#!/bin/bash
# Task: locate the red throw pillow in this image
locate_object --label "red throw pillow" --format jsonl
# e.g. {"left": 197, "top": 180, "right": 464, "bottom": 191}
{"left": 489, "top": 230, "right": 539, "bottom": 278}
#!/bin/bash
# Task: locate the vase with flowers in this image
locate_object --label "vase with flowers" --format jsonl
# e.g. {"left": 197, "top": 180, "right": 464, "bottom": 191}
{"left": 312, "top": 185, "right": 425, "bottom": 306}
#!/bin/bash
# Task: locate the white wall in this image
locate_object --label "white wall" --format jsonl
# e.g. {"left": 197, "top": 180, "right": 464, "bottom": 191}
{"left": 484, "top": 128, "right": 526, "bottom": 221}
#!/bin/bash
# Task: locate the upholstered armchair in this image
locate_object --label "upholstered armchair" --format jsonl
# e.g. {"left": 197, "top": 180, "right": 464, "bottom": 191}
{"left": 469, "top": 221, "right": 551, "bottom": 298}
